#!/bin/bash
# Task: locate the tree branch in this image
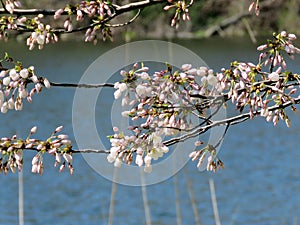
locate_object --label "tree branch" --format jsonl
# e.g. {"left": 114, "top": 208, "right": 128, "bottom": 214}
{"left": 0, "top": 0, "right": 165, "bottom": 16}
{"left": 163, "top": 96, "right": 300, "bottom": 147}
{"left": 49, "top": 81, "right": 114, "bottom": 88}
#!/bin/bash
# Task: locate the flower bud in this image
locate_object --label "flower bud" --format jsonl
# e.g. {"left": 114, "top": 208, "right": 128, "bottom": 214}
{"left": 63, "top": 153, "right": 72, "bottom": 164}
{"left": 59, "top": 163, "right": 65, "bottom": 172}
{"left": 55, "top": 153, "right": 61, "bottom": 163}
{"left": 31, "top": 155, "right": 39, "bottom": 165}
{"left": 43, "top": 78, "right": 51, "bottom": 88}
{"left": 30, "top": 126, "right": 37, "bottom": 134}
{"left": 55, "top": 125, "right": 63, "bottom": 133}
{"left": 54, "top": 8, "right": 64, "bottom": 19}
{"left": 1, "top": 102, "right": 8, "bottom": 113}
{"left": 31, "top": 75, "right": 38, "bottom": 83}
{"left": 31, "top": 164, "right": 38, "bottom": 173}
{"left": 248, "top": 2, "right": 255, "bottom": 12}
{"left": 0, "top": 70, "right": 7, "bottom": 77}
{"left": 257, "top": 44, "right": 268, "bottom": 51}
{"left": 58, "top": 134, "right": 68, "bottom": 139}
{"left": 288, "top": 33, "right": 297, "bottom": 41}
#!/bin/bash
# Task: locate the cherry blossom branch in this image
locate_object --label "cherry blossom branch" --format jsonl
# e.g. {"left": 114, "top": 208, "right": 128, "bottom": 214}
{"left": 0, "top": 1, "right": 164, "bottom": 16}
{"left": 0, "top": 0, "right": 194, "bottom": 48}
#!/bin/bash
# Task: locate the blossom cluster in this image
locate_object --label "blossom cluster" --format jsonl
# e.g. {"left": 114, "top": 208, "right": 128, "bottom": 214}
{"left": 215, "top": 31, "right": 300, "bottom": 127}
{"left": 108, "top": 31, "right": 300, "bottom": 172}
{"left": 0, "top": 126, "right": 73, "bottom": 175}
{"left": 164, "top": 0, "right": 191, "bottom": 28}
{"left": 4, "top": 0, "right": 21, "bottom": 14}
{"left": 26, "top": 16, "right": 58, "bottom": 50}
{"left": 0, "top": 13, "right": 58, "bottom": 50}
{"left": 189, "top": 144, "right": 224, "bottom": 172}
{"left": 110, "top": 62, "right": 223, "bottom": 172}
{"left": 107, "top": 128, "right": 169, "bottom": 173}
{"left": 0, "top": 54, "right": 50, "bottom": 113}
{"left": 54, "top": 1, "right": 114, "bottom": 44}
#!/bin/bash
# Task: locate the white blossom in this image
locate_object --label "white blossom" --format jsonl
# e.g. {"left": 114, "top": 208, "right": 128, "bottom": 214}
{"left": 9, "top": 69, "right": 19, "bottom": 81}
{"left": 269, "top": 72, "right": 280, "bottom": 82}
{"left": 19, "top": 89, "right": 28, "bottom": 98}
{"left": 136, "top": 84, "right": 151, "bottom": 98}
{"left": 20, "top": 69, "right": 29, "bottom": 79}
{"left": 0, "top": 70, "right": 7, "bottom": 77}
{"left": 7, "top": 98, "right": 14, "bottom": 109}
{"left": 114, "top": 89, "right": 122, "bottom": 99}
{"left": 1, "top": 102, "right": 8, "bottom": 113}
{"left": 207, "top": 74, "right": 218, "bottom": 86}
{"left": 135, "top": 154, "right": 144, "bottom": 167}
{"left": 181, "top": 64, "right": 192, "bottom": 71}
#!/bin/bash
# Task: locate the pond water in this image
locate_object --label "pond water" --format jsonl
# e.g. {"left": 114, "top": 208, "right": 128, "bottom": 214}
{"left": 1, "top": 37, "right": 300, "bottom": 225}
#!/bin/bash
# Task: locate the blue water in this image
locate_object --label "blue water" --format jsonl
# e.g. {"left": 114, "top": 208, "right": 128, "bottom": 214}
{"left": 0, "top": 37, "right": 300, "bottom": 224}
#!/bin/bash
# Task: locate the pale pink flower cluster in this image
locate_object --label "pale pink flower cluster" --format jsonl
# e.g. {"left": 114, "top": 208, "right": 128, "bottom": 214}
{"left": 109, "top": 63, "right": 222, "bottom": 172}
{"left": 0, "top": 125, "right": 74, "bottom": 175}
{"left": 26, "top": 17, "right": 58, "bottom": 50}
{"left": 54, "top": 1, "right": 113, "bottom": 43}
{"left": 164, "top": 1, "right": 191, "bottom": 28}
{"left": 0, "top": 133, "right": 23, "bottom": 174}
{"left": 219, "top": 31, "right": 300, "bottom": 126}
{"left": 107, "top": 129, "right": 169, "bottom": 173}
{"left": 4, "top": 0, "right": 21, "bottom": 14}
{"left": 0, "top": 66, "right": 50, "bottom": 113}
{"left": 189, "top": 144, "right": 224, "bottom": 173}
{"left": 31, "top": 126, "right": 73, "bottom": 175}
{"left": 257, "top": 31, "right": 300, "bottom": 68}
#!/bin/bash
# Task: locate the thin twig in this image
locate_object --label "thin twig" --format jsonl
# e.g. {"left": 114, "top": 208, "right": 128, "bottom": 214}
{"left": 49, "top": 81, "right": 114, "bottom": 88}
{"left": 107, "top": 9, "right": 142, "bottom": 28}
{"left": 71, "top": 149, "right": 110, "bottom": 154}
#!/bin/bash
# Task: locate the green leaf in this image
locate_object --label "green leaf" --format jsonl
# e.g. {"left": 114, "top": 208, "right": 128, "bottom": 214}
{"left": 4, "top": 52, "right": 9, "bottom": 61}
